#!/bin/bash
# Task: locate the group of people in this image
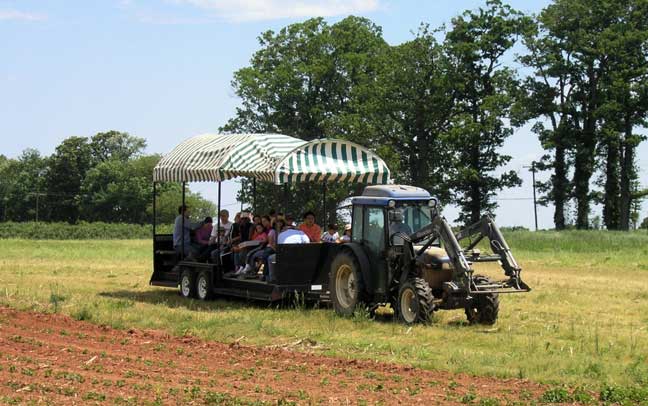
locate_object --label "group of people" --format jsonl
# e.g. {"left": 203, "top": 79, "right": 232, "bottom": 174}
{"left": 172, "top": 205, "right": 352, "bottom": 282}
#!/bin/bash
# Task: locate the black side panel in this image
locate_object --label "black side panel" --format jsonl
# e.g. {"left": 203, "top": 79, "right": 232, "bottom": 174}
{"left": 275, "top": 243, "right": 336, "bottom": 286}
{"left": 150, "top": 234, "right": 179, "bottom": 286}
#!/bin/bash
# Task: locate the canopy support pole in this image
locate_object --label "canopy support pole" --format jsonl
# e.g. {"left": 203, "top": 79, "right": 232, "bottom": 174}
{"left": 283, "top": 183, "right": 288, "bottom": 213}
{"left": 181, "top": 181, "right": 186, "bottom": 259}
{"left": 322, "top": 182, "right": 327, "bottom": 226}
{"left": 217, "top": 181, "right": 222, "bottom": 264}
{"left": 152, "top": 182, "right": 157, "bottom": 236}
{"left": 252, "top": 178, "right": 257, "bottom": 214}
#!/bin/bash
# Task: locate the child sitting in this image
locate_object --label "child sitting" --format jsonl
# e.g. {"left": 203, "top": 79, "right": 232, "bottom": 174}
{"left": 340, "top": 224, "right": 352, "bottom": 243}
{"left": 321, "top": 224, "right": 339, "bottom": 243}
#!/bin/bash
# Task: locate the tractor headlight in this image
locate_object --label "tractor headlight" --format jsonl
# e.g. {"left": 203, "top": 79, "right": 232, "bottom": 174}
{"left": 388, "top": 200, "right": 396, "bottom": 208}
{"left": 429, "top": 198, "right": 438, "bottom": 208}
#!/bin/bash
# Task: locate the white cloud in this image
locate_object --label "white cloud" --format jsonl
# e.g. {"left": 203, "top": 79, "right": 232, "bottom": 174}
{"left": 0, "top": 9, "right": 47, "bottom": 22}
{"left": 176, "top": 0, "right": 381, "bottom": 22}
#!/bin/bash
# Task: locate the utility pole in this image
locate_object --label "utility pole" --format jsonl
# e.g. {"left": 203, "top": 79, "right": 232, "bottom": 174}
{"left": 523, "top": 162, "right": 539, "bottom": 231}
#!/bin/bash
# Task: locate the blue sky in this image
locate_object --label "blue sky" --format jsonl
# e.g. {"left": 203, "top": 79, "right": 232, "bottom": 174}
{"left": 1, "top": 0, "right": 647, "bottom": 228}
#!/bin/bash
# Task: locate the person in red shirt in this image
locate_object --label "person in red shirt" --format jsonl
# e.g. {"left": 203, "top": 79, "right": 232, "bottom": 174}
{"left": 298, "top": 211, "right": 321, "bottom": 243}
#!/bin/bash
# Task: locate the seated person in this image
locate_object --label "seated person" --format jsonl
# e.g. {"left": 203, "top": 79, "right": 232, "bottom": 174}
{"left": 237, "top": 223, "right": 269, "bottom": 277}
{"left": 192, "top": 217, "right": 213, "bottom": 260}
{"left": 321, "top": 224, "right": 339, "bottom": 243}
{"left": 340, "top": 224, "right": 352, "bottom": 243}
{"left": 298, "top": 211, "right": 321, "bottom": 243}
{"left": 389, "top": 209, "right": 412, "bottom": 245}
{"left": 173, "top": 205, "right": 201, "bottom": 258}
{"left": 266, "top": 218, "right": 310, "bottom": 282}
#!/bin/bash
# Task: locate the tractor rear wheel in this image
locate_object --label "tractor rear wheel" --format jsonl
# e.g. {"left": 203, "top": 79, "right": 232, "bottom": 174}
{"left": 397, "top": 278, "right": 434, "bottom": 324}
{"left": 465, "top": 275, "right": 500, "bottom": 325}
{"left": 179, "top": 269, "right": 197, "bottom": 299}
{"left": 330, "top": 252, "right": 365, "bottom": 317}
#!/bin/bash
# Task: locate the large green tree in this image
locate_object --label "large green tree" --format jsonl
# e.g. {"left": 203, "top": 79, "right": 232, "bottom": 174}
{"left": 444, "top": 0, "right": 532, "bottom": 224}
{"left": 222, "top": 16, "right": 389, "bottom": 218}
{"left": 0, "top": 150, "right": 49, "bottom": 222}
{"left": 522, "top": 0, "right": 648, "bottom": 229}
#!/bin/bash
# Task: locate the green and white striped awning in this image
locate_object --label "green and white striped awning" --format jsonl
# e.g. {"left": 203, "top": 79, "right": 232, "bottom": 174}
{"left": 153, "top": 133, "right": 392, "bottom": 185}
{"left": 153, "top": 133, "right": 306, "bottom": 183}
{"left": 275, "top": 139, "right": 391, "bottom": 184}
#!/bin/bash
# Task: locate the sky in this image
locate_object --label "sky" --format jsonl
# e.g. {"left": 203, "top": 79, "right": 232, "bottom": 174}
{"left": 1, "top": 0, "right": 647, "bottom": 228}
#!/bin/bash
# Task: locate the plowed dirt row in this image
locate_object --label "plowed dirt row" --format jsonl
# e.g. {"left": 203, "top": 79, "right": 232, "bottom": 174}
{"left": 0, "top": 307, "right": 547, "bottom": 405}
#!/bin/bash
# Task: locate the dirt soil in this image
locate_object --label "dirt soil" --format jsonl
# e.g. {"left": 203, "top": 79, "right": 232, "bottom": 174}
{"left": 0, "top": 307, "right": 549, "bottom": 405}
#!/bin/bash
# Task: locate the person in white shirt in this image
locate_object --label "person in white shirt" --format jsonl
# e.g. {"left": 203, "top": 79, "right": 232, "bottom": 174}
{"left": 266, "top": 219, "right": 310, "bottom": 282}
{"left": 321, "top": 224, "right": 340, "bottom": 243}
{"left": 339, "top": 224, "right": 352, "bottom": 243}
{"left": 210, "top": 209, "right": 233, "bottom": 245}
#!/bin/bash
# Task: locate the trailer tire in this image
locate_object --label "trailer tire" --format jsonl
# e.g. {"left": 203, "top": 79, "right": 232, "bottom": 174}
{"left": 179, "top": 269, "right": 197, "bottom": 299}
{"left": 330, "top": 252, "right": 365, "bottom": 317}
{"left": 397, "top": 278, "right": 434, "bottom": 324}
{"left": 465, "top": 276, "right": 500, "bottom": 325}
{"left": 196, "top": 271, "right": 213, "bottom": 301}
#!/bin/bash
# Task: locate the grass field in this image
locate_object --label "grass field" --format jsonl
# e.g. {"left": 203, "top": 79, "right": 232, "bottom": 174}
{"left": 1, "top": 231, "right": 647, "bottom": 397}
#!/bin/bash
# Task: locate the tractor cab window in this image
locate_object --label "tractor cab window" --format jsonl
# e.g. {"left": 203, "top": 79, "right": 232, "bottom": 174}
{"left": 363, "top": 207, "right": 385, "bottom": 253}
{"left": 389, "top": 202, "right": 432, "bottom": 245}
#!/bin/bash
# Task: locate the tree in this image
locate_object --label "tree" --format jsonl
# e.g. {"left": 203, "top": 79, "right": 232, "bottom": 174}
{"left": 89, "top": 131, "right": 147, "bottom": 163}
{"left": 150, "top": 183, "right": 216, "bottom": 225}
{"left": 0, "top": 150, "right": 48, "bottom": 222}
{"left": 522, "top": 0, "right": 648, "bottom": 230}
{"left": 46, "top": 137, "right": 93, "bottom": 223}
{"left": 223, "top": 16, "right": 390, "bottom": 214}
{"left": 79, "top": 157, "right": 154, "bottom": 224}
{"left": 444, "top": 0, "right": 531, "bottom": 224}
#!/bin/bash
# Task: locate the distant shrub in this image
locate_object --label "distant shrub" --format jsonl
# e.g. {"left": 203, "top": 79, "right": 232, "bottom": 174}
{"left": 0, "top": 221, "right": 172, "bottom": 240}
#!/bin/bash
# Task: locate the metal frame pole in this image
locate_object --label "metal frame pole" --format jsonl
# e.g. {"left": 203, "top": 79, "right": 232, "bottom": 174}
{"left": 152, "top": 182, "right": 157, "bottom": 236}
{"left": 181, "top": 182, "right": 186, "bottom": 258}
{"left": 252, "top": 178, "right": 257, "bottom": 214}
{"left": 531, "top": 162, "right": 538, "bottom": 231}
{"left": 283, "top": 183, "right": 289, "bottom": 213}
{"left": 217, "top": 181, "right": 222, "bottom": 249}
{"left": 322, "top": 182, "right": 327, "bottom": 225}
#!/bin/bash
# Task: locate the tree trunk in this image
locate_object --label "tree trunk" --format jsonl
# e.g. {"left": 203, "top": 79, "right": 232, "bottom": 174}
{"left": 553, "top": 143, "right": 568, "bottom": 230}
{"left": 619, "top": 115, "right": 635, "bottom": 230}
{"left": 602, "top": 135, "right": 621, "bottom": 230}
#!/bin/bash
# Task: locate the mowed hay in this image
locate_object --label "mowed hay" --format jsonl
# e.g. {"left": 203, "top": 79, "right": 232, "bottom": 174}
{"left": 0, "top": 232, "right": 647, "bottom": 390}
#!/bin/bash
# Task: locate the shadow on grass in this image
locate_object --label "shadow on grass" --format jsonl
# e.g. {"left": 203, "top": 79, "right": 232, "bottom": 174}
{"left": 98, "top": 288, "right": 332, "bottom": 314}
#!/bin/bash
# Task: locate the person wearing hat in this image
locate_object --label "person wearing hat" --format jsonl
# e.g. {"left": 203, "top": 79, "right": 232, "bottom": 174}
{"left": 340, "top": 224, "right": 352, "bottom": 243}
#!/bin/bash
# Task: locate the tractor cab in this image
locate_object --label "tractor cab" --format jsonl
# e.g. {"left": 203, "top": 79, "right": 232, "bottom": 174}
{"left": 350, "top": 185, "right": 438, "bottom": 253}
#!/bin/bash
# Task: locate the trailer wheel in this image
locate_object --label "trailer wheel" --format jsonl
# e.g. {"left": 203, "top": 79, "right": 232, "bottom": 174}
{"left": 330, "top": 252, "right": 365, "bottom": 317}
{"left": 465, "top": 276, "right": 500, "bottom": 325}
{"left": 179, "top": 269, "right": 197, "bottom": 299}
{"left": 397, "top": 278, "right": 434, "bottom": 325}
{"left": 196, "top": 271, "right": 213, "bottom": 301}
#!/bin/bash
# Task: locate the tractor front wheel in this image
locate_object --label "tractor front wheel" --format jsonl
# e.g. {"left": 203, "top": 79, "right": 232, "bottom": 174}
{"left": 330, "top": 252, "right": 365, "bottom": 317}
{"left": 397, "top": 278, "right": 434, "bottom": 324}
{"left": 465, "top": 276, "right": 500, "bottom": 325}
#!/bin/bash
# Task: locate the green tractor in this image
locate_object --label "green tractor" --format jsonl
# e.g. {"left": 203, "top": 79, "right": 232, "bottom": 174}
{"left": 329, "top": 185, "right": 530, "bottom": 324}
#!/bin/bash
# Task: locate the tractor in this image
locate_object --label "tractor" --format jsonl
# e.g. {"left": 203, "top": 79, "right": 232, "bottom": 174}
{"left": 328, "top": 184, "right": 530, "bottom": 324}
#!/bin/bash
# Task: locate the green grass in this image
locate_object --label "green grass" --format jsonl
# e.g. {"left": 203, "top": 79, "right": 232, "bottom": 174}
{"left": 0, "top": 231, "right": 647, "bottom": 392}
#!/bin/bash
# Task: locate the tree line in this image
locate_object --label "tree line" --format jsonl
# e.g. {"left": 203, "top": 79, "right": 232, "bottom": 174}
{"left": 227, "top": 0, "right": 648, "bottom": 230}
{"left": 0, "top": 131, "right": 214, "bottom": 224}
{"left": 2, "top": 0, "right": 647, "bottom": 230}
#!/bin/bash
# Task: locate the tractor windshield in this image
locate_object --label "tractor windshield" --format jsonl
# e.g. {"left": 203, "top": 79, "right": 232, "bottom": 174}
{"left": 399, "top": 202, "right": 432, "bottom": 234}
{"left": 389, "top": 201, "right": 432, "bottom": 244}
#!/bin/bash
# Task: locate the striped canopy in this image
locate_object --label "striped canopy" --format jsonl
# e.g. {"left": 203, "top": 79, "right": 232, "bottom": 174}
{"left": 275, "top": 139, "right": 391, "bottom": 184}
{"left": 153, "top": 133, "right": 392, "bottom": 185}
{"left": 153, "top": 133, "right": 306, "bottom": 183}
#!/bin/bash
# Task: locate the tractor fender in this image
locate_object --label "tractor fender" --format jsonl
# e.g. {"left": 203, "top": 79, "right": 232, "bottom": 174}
{"left": 337, "top": 243, "right": 373, "bottom": 294}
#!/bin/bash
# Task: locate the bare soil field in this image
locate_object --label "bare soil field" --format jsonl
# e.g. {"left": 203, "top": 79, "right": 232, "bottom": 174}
{"left": 0, "top": 306, "right": 550, "bottom": 405}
